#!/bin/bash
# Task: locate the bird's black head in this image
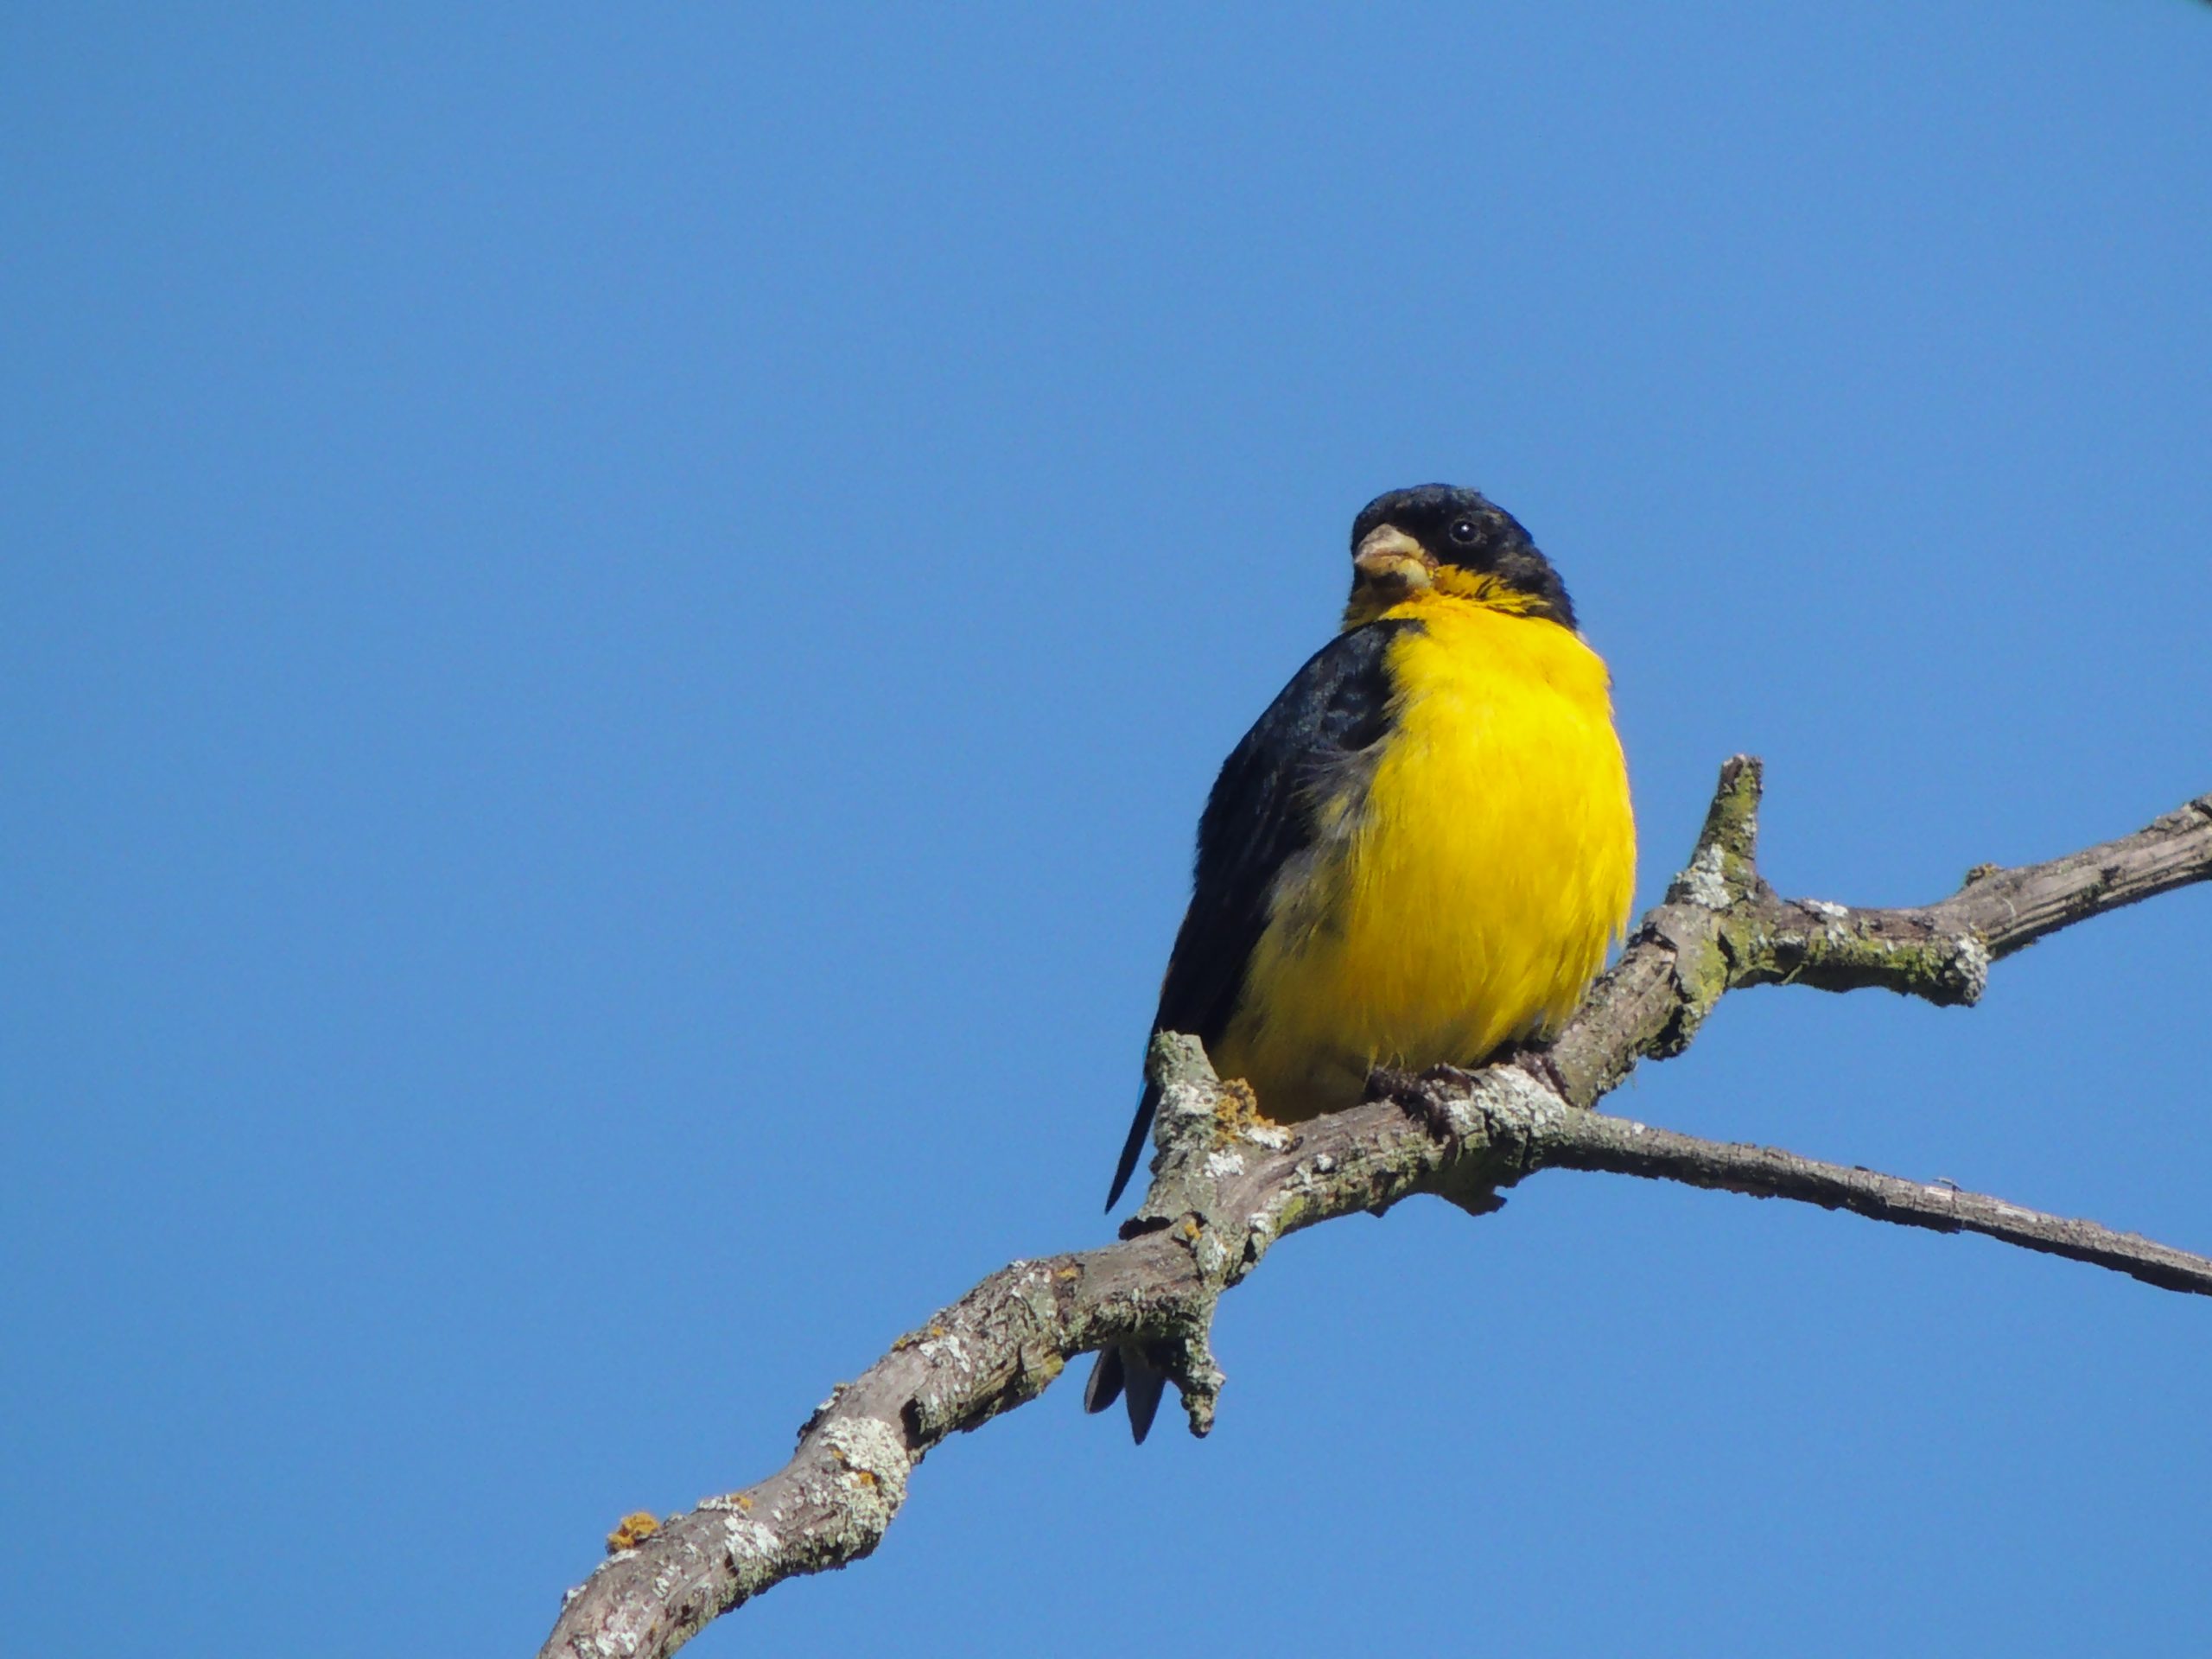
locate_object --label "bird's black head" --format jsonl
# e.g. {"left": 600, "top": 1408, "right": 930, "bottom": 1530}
{"left": 1344, "top": 484, "right": 1576, "bottom": 631}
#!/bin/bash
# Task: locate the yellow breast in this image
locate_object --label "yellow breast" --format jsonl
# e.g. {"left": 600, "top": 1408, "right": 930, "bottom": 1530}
{"left": 1215, "top": 600, "right": 1636, "bottom": 1118}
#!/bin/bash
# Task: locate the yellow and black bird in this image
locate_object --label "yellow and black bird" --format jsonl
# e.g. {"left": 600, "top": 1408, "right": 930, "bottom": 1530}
{"left": 1087, "top": 484, "right": 1637, "bottom": 1440}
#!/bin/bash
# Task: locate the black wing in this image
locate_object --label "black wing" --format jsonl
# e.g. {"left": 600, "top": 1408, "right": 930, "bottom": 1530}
{"left": 1103, "top": 620, "right": 1414, "bottom": 1208}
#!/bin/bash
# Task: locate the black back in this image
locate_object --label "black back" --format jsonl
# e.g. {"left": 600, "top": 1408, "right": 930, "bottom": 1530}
{"left": 1104, "top": 619, "right": 1416, "bottom": 1207}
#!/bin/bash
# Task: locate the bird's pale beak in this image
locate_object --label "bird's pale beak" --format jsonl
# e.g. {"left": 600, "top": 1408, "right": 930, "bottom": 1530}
{"left": 1351, "top": 524, "right": 1433, "bottom": 596}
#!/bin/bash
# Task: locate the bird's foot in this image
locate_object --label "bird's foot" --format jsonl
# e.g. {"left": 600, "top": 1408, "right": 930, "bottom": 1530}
{"left": 1420, "top": 1061, "right": 1484, "bottom": 1094}
{"left": 1370, "top": 1062, "right": 1476, "bottom": 1141}
{"left": 1370, "top": 1063, "right": 1513, "bottom": 1218}
{"left": 1504, "top": 1043, "right": 1573, "bottom": 1102}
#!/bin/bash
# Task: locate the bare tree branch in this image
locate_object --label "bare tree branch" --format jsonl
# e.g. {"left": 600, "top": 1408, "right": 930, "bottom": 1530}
{"left": 1543, "top": 760, "right": 2212, "bottom": 1107}
{"left": 537, "top": 760, "right": 2212, "bottom": 1659}
{"left": 1530, "top": 1112, "right": 2212, "bottom": 1297}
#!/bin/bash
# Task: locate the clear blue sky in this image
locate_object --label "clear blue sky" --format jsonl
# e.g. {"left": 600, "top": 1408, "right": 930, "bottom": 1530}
{"left": 7, "top": 4, "right": 2211, "bottom": 1655}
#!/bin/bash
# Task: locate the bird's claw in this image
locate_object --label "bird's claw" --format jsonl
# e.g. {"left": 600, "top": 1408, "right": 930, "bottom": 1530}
{"left": 1370, "top": 1062, "right": 1475, "bottom": 1141}
{"left": 1507, "top": 1045, "right": 1572, "bottom": 1102}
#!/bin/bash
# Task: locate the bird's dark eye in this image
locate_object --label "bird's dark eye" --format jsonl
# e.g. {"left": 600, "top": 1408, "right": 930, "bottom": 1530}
{"left": 1448, "top": 518, "right": 1479, "bottom": 544}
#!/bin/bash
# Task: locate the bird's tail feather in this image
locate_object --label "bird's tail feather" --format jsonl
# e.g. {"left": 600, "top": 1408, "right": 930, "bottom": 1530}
{"left": 1104, "top": 1077, "right": 1161, "bottom": 1211}
{"left": 1084, "top": 1344, "right": 1167, "bottom": 1443}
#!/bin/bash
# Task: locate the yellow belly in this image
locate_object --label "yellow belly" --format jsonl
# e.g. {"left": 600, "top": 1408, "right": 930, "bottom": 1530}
{"left": 1215, "top": 601, "right": 1635, "bottom": 1119}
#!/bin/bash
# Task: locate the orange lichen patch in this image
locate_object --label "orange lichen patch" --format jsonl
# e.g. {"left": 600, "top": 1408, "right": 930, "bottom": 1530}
{"left": 1211, "top": 1077, "right": 1266, "bottom": 1137}
{"left": 605, "top": 1511, "right": 662, "bottom": 1553}
{"left": 1198, "top": 1074, "right": 1284, "bottom": 1160}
